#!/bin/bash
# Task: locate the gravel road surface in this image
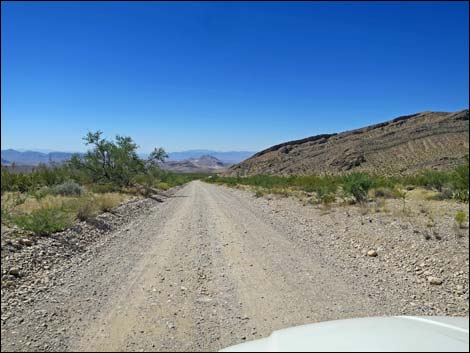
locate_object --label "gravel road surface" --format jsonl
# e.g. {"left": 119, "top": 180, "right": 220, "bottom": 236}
{"left": 1, "top": 181, "right": 468, "bottom": 352}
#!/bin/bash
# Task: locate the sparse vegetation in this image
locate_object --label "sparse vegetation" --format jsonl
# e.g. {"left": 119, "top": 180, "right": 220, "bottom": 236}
{"left": 341, "top": 172, "right": 374, "bottom": 204}
{"left": 254, "top": 189, "right": 265, "bottom": 198}
{"left": 310, "top": 184, "right": 336, "bottom": 207}
{"left": 392, "top": 185, "right": 408, "bottom": 213}
{"left": 373, "top": 187, "right": 393, "bottom": 199}
{"left": 1, "top": 132, "right": 206, "bottom": 235}
{"left": 205, "top": 159, "right": 469, "bottom": 207}
{"left": 452, "top": 156, "right": 469, "bottom": 202}
{"left": 52, "top": 181, "right": 84, "bottom": 197}
{"left": 12, "top": 206, "right": 73, "bottom": 236}
{"left": 95, "top": 193, "right": 125, "bottom": 213}
{"left": 76, "top": 199, "right": 96, "bottom": 221}
{"left": 455, "top": 211, "right": 468, "bottom": 229}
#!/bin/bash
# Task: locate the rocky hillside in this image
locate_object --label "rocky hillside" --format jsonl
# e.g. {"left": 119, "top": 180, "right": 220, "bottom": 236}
{"left": 228, "top": 109, "right": 469, "bottom": 176}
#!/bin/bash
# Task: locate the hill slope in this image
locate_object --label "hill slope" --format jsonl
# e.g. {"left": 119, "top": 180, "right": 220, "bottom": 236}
{"left": 227, "top": 109, "right": 469, "bottom": 176}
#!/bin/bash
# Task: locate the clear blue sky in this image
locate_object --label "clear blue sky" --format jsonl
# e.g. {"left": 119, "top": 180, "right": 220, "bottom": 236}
{"left": 2, "top": 1, "right": 468, "bottom": 153}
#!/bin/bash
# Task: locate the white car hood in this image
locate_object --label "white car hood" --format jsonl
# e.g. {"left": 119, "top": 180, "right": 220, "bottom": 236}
{"left": 220, "top": 316, "right": 469, "bottom": 352}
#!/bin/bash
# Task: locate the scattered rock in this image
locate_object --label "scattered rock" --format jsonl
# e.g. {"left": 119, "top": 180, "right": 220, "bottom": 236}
{"left": 367, "top": 250, "right": 378, "bottom": 257}
{"left": 8, "top": 268, "right": 20, "bottom": 277}
{"left": 19, "top": 239, "right": 33, "bottom": 247}
{"left": 428, "top": 277, "right": 443, "bottom": 285}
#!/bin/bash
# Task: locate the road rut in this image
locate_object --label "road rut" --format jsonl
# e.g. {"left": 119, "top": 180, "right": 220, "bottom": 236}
{"left": 71, "top": 181, "right": 383, "bottom": 351}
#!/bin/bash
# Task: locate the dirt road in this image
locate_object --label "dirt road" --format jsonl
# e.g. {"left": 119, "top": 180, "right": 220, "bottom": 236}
{"left": 2, "top": 181, "right": 468, "bottom": 352}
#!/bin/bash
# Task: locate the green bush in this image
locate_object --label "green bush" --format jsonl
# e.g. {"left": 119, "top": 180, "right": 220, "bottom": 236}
{"left": 156, "top": 182, "right": 170, "bottom": 190}
{"left": 89, "top": 183, "right": 121, "bottom": 193}
{"left": 254, "top": 189, "right": 266, "bottom": 198}
{"left": 420, "top": 170, "right": 451, "bottom": 192}
{"left": 319, "top": 192, "right": 336, "bottom": 206}
{"left": 315, "top": 184, "right": 336, "bottom": 205}
{"left": 1, "top": 164, "right": 73, "bottom": 194}
{"left": 433, "top": 187, "right": 454, "bottom": 201}
{"left": 32, "top": 186, "right": 53, "bottom": 200}
{"left": 455, "top": 211, "right": 467, "bottom": 229}
{"left": 204, "top": 159, "right": 469, "bottom": 204}
{"left": 1, "top": 207, "right": 12, "bottom": 226}
{"left": 1, "top": 168, "right": 32, "bottom": 193}
{"left": 52, "top": 180, "right": 84, "bottom": 196}
{"left": 13, "top": 207, "right": 72, "bottom": 235}
{"left": 341, "top": 172, "right": 375, "bottom": 203}
{"left": 451, "top": 157, "right": 469, "bottom": 202}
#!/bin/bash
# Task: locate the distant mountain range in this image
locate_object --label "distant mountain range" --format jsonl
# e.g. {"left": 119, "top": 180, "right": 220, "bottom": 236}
{"left": 1, "top": 149, "right": 255, "bottom": 167}
{"left": 162, "top": 155, "right": 230, "bottom": 174}
{"left": 166, "top": 150, "right": 254, "bottom": 163}
{"left": 0, "top": 149, "right": 78, "bottom": 166}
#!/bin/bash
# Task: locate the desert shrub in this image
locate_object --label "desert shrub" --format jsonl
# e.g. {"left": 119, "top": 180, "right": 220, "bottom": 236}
{"left": 76, "top": 200, "right": 96, "bottom": 221}
{"left": 455, "top": 211, "right": 468, "bottom": 229}
{"left": 31, "top": 163, "right": 68, "bottom": 187}
{"left": 420, "top": 170, "right": 451, "bottom": 192}
{"left": 451, "top": 157, "right": 469, "bottom": 202}
{"left": 1, "top": 168, "right": 32, "bottom": 193}
{"left": 319, "top": 192, "right": 336, "bottom": 206}
{"left": 156, "top": 182, "right": 170, "bottom": 190}
{"left": 1, "top": 207, "right": 12, "bottom": 225}
{"left": 95, "top": 193, "right": 122, "bottom": 212}
{"left": 315, "top": 184, "right": 336, "bottom": 205}
{"left": 341, "top": 172, "right": 374, "bottom": 203}
{"left": 432, "top": 186, "right": 454, "bottom": 201}
{"left": 32, "top": 186, "right": 53, "bottom": 200}
{"left": 13, "top": 207, "right": 72, "bottom": 235}
{"left": 204, "top": 159, "right": 469, "bottom": 205}
{"left": 271, "top": 187, "right": 291, "bottom": 197}
{"left": 374, "top": 197, "right": 388, "bottom": 213}
{"left": 89, "top": 183, "right": 121, "bottom": 193}
{"left": 1, "top": 164, "right": 75, "bottom": 194}
{"left": 254, "top": 189, "right": 265, "bottom": 198}
{"left": 12, "top": 192, "right": 28, "bottom": 206}
{"left": 392, "top": 185, "right": 408, "bottom": 212}
{"left": 373, "top": 187, "right": 393, "bottom": 198}
{"left": 52, "top": 180, "right": 84, "bottom": 196}
{"left": 133, "top": 172, "right": 156, "bottom": 188}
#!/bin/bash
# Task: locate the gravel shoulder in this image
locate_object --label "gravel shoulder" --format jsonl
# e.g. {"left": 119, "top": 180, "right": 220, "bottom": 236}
{"left": 1, "top": 181, "right": 468, "bottom": 352}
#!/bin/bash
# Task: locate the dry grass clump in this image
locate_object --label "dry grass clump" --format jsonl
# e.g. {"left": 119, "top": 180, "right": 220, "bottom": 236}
{"left": 94, "top": 193, "right": 127, "bottom": 212}
{"left": 1, "top": 190, "right": 129, "bottom": 235}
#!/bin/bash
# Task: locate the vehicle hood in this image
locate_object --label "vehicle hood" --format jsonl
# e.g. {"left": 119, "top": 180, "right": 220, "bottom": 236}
{"left": 220, "top": 316, "right": 469, "bottom": 352}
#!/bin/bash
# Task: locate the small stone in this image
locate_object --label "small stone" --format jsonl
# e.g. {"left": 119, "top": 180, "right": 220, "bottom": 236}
{"left": 3, "top": 280, "right": 15, "bottom": 288}
{"left": 20, "top": 239, "right": 33, "bottom": 246}
{"left": 367, "top": 250, "right": 378, "bottom": 257}
{"left": 427, "top": 277, "right": 443, "bottom": 285}
{"left": 9, "top": 268, "right": 20, "bottom": 277}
